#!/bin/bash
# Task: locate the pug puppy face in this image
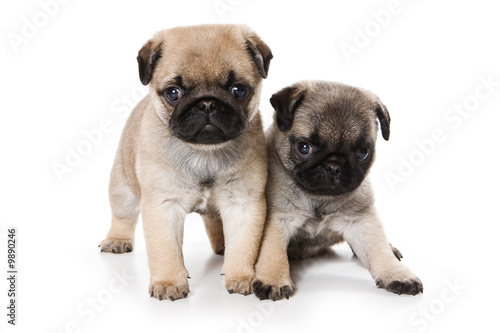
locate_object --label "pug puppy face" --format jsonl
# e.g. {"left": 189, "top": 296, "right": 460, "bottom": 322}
{"left": 137, "top": 25, "right": 272, "bottom": 145}
{"left": 270, "top": 81, "right": 390, "bottom": 196}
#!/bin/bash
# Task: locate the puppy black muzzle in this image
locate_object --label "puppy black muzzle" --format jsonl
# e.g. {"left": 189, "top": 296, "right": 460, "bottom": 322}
{"left": 170, "top": 94, "right": 247, "bottom": 144}
{"left": 294, "top": 153, "right": 364, "bottom": 196}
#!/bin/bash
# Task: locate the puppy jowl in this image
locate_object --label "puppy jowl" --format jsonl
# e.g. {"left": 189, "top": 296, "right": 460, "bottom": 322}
{"left": 254, "top": 80, "right": 422, "bottom": 300}
{"left": 100, "top": 24, "right": 272, "bottom": 301}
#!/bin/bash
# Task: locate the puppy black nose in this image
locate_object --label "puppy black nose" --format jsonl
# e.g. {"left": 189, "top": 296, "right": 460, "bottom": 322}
{"left": 326, "top": 163, "right": 343, "bottom": 176}
{"left": 197, "top": 99, "right": 217, "bottom": 114}
{"left": 325, "top": 155, "right": 345, "bottom": 176}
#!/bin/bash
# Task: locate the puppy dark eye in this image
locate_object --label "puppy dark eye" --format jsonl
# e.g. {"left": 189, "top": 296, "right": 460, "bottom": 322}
{"left": 357, "top": 147, "right": 370, "bottom": 162}
{"left": 164, "top": 87, "right": 183, "bottom": 102}
{"left": 296, "top": 142, "right": 313, "bottom": 157}
{"left": 230, "top": 84, "right": 247, "bottom": 100}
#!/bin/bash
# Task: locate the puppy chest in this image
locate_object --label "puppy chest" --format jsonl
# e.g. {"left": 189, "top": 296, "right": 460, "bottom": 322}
{"left": 191, "top": 187, "right": 213, "bottom": 215}
{"left": 287, "top": 218, "right": 344, "bottom": 259}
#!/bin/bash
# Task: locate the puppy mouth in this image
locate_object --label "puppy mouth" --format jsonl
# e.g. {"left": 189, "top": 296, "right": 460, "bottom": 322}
{"left": 296, "top": 176, "right": 351, "bottom": 196}
{"left": 170, "top": 97, "right": 246, "bottom": 144}
{"left": 297, "top": 180, "right": 358, "bottom": 196}
{"left": 201, "top": 124, "right": 217, "bottom": 131}
{"left": 293, "top": 164, "right": 362, "bottom": 196}
{"left": 192, "top": 123, "right": 227, "bottom": 144}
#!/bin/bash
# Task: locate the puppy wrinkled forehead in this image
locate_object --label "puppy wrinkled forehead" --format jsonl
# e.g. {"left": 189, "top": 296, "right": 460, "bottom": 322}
{"left": 294, "top": 83, "right": 376, "bottom": 147}
{"left": 158, "top": 26, "right": 258, "bottom": 85}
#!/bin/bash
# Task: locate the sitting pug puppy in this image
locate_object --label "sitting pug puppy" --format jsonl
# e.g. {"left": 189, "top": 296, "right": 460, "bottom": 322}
{"left": 253, "top": 81, "right": 423, "bottom": 300}
{"left": 99, "top": 24, "right": 272, "bottom": 301}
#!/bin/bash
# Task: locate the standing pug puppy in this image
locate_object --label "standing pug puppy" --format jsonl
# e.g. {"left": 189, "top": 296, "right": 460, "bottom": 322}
{"left": 253, "top": 81, "right": 423, "bottom": 300}
{"left": 99, "top": 25, "right": 272, "bottom": 301}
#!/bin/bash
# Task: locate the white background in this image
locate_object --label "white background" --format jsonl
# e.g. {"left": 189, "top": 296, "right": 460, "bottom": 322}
{"left": 1, "top": 0, "right": 499, "bottom": 332}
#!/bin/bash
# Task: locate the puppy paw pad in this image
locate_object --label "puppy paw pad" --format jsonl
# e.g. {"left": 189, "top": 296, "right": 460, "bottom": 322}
{"left": 99, "top": 239, "right": 133, "bottom": 254}
{"left": 252, "top": 280, "right": 294, "bottom": 301}
{"left": 225, "top": 278, "right": 253, "bottom": 296}
{"left": 149, "top": 282, "right": 189, "bottom": 301}
{"left": 377, "top": 278, "right": 423, "bottom": 295}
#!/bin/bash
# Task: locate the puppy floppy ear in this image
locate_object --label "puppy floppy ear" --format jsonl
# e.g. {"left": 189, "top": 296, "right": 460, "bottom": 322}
{"left": 270, "top": 86, "right": 306, "bottom": 132}
{"left": 137, "top": 37, "right": 163, "bottom": 85}
{"left": 375, "top": 101, "right": 391, "bottom": 141}
{"left": 361, "top": 88, "right": 391, "bottom": 141}
{"left": 243, "top": 31, "right": 273, "bottom": 79}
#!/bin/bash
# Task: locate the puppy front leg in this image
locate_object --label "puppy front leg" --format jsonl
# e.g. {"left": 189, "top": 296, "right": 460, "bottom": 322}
{"left": 341, "top": 213, "right": 423, "bottom": 295}
{"left": 219, "top": 196, "right": 266, "bottom": 295}
{"left": 141, "top": 196, "right": 189, "bottom": 301}
{"left": 253, "top": 216, "right": 293, "bottom": 301}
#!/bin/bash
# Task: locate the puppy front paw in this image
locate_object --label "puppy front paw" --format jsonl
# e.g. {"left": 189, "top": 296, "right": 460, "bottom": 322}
{"left": 252, "top": 279, "right": 294, "bottom": 301}
{"left": 99, "top": 238, "right": 133, "bottom": 253}
{"left": 149, "top": 281, "right": 189, "bottom": 301}
{"left": 375, "top": 268, "right": 423, "bottom": 295}
{"left": 225, "top": 277, "right": 253, "bottom": 296}
{"left": 376, "top": 278, "right": 423, "bottom": 295}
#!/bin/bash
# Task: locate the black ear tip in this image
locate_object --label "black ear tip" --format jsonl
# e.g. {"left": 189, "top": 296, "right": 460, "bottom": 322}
{"left": 137, "top": 42, "right": 161, "bottom": 86}
{"left": 137, "top": 56, "right": 150, "bottom": 85}
{"left": 374, "top": 103, "right": 391, "bottom": 141}
{"left": 270, "top": 86, "right": 305, "bottom": 133}
{"left": 263, "top": 53, "right": 273, "bottom": 78}
{"left": 244, "top": 32, "right": 272, "bottom": 79}
{"left": 381, "top": 122, "right": 390, "bottom": 141}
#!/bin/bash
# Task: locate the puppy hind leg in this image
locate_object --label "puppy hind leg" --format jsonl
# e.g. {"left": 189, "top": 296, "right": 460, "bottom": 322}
{"left": 100, "top": 171, "right": 140, "bottom": 254}
{"left": 390, "top": 243, "right": 403, "bottom": 261}
{"left": 202, "top": 212, "right": 225, "bottom": 255}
